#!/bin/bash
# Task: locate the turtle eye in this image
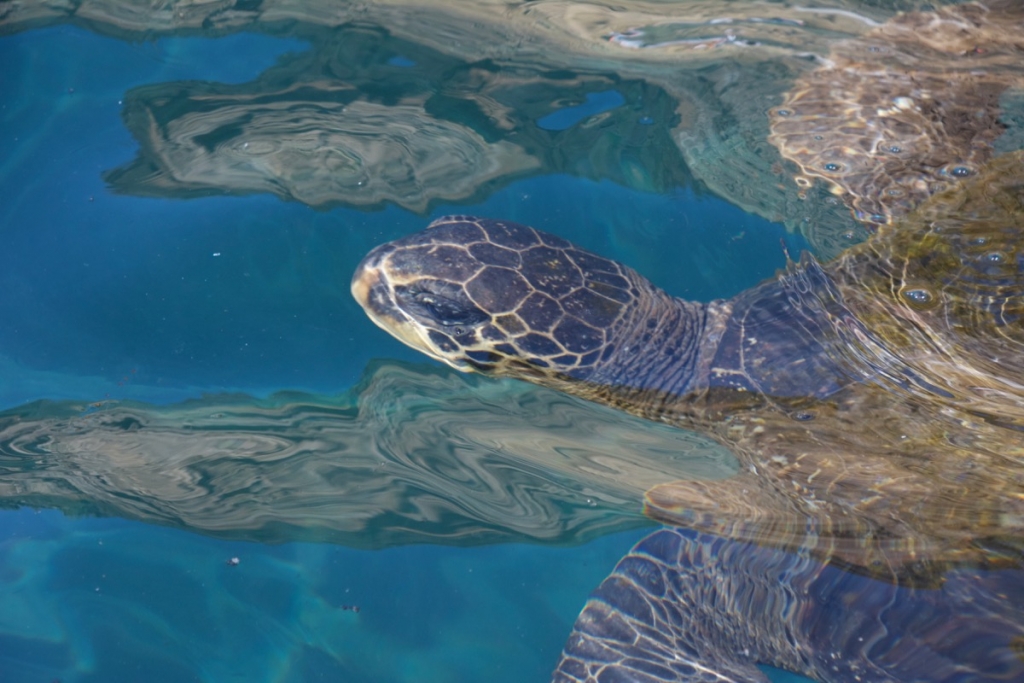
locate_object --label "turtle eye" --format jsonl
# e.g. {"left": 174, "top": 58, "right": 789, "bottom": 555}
{"left": 397, "top": 281, "right": 488, "bottom": 328}
{"left": 414, "top": 291, "right": 469, "bottom": 326}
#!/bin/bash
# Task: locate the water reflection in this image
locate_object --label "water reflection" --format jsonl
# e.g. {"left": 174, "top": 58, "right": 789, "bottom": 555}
{"left": 102, "top": 24, "right": 686, "bottom": 211}
{"left": 0, "top": 360, "right": 734, "bottom": 547}
{"left": 0, "top": 1, "right": 1023, "bottom": 682}
{"left": 46, "top": 1, "right": 1020, "bottom": 256}
{"left": 2, "top": 0, "right": 911, "bottom": 255}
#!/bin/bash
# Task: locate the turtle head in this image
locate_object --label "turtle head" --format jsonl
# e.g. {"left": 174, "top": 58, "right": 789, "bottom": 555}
{"left": 352, "top": 215, "right": 639, "bottom": 379}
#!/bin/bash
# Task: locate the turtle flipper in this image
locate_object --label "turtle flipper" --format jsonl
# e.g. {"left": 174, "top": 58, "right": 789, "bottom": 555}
{"left": 552, "top": 528, "right": 775, "bottom": 683}
{"left": 643, "top": 473, "right": 874, "bottom": 551}
{"left": 642, "top": 474, "right": 953, "bottom": 583}
{"left": 553, "top": 527, "right": 1024, "bottom": 683}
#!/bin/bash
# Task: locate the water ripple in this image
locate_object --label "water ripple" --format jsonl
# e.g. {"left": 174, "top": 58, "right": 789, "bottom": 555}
{"left": 0, "top": 360, "right": 736, "bottom": 548}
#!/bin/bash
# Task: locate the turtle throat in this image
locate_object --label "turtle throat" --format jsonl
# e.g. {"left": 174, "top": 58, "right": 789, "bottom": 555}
{"left": 578, "top": 287, "right": 723, "bottom": 411}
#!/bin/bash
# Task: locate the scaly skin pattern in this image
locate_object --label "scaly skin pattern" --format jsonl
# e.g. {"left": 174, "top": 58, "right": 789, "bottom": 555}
{"left": 553, "top": 528, "right": 1024, "bottom": 683}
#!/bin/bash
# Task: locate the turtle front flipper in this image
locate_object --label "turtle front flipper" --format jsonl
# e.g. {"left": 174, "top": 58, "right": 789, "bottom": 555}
{"left": 554, "top": 527, "right": 1024, "bottom": 683}
{"left": 644, "top": 474, "right": 884, "bottom": 574}
{"left": 553, "top": 528, "right": 784, "bottom": 683}
{"left": 642, "top": 473, "right": 979, "bottom": 585}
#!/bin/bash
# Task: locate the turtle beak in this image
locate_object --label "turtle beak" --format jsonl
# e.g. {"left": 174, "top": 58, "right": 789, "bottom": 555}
{"left": 352, "top": 244, "right": 409, "bottom": 338}
{"left": 351, "top": 244, "right": 393, "bottom": 321}
{"left": 351, "top": 244, "right": 467, "bottom": 369}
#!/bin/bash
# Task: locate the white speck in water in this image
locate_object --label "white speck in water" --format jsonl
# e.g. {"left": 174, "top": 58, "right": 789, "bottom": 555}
{"left": 212, "top": 253, "right": 221, "bottom": 257}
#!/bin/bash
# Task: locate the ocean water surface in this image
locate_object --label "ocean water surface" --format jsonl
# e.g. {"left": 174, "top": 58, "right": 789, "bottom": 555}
{"left": 0, "top": 21, "right": 806, "bottom": 683}
{"left": 1, "top": 2, "right": 1022, "bottom": 682}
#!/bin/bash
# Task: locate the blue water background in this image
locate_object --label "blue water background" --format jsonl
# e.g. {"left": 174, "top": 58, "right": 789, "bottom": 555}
{"left": 0, "top": 26, "right": 812, "bottom": 682}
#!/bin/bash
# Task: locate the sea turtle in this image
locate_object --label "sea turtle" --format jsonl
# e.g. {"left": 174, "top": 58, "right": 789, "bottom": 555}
{"left": 352, "top": 150, "right": 1024, "bottom": 681}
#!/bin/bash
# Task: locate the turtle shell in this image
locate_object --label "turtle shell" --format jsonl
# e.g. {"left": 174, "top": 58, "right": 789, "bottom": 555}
{"left": 768, "top": 2, "right": 1024, "bottom": 228}
{"left": 645, "top": 151, "right": 1024, "bottom": 575}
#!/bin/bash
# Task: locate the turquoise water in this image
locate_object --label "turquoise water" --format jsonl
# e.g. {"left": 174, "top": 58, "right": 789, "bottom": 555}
{"left": 0, "top": 507, "right": 640, "bottom": 682}
{"left": 2, "top": 10, "right": 1021, "bottom": 683}
{"left": 0, "top": 26, "right": 799, "bottom": 405}
{"left": 0, "top": 24, "right": 809, "bottom": 683}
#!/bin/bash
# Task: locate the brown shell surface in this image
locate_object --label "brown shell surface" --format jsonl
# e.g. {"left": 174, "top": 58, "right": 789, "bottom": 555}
{"left": 768, "top": 2, "right": 1024, "bottom": 230}
{"left": 646, "top": 150, "right": 1024, "bottom": 575}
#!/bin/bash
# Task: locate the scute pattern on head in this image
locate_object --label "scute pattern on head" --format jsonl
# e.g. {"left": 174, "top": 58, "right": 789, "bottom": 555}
{"left": 520, "top": 246, "right": 583, "bottom": 298}
{"left": 466, "top": 267, "right": 531, "bottom": 312}
{"left": 390, "top": 244, "right": 482, "bottom": 280}
{"left": 354, "top": 215, "right": 641, "bottom": 377}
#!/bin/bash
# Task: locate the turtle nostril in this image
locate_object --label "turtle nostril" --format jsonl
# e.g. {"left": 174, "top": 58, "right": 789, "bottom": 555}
{"left": 351, "top": 246, "right": 398, "bottom": 306}
{"left": 350, "top": 267, "right": 378, "bottom": 308}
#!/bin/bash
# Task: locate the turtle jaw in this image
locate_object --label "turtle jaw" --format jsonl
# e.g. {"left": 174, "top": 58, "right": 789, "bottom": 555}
{"left": 351, "top": 247, "right": 473, "bottom": 373}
